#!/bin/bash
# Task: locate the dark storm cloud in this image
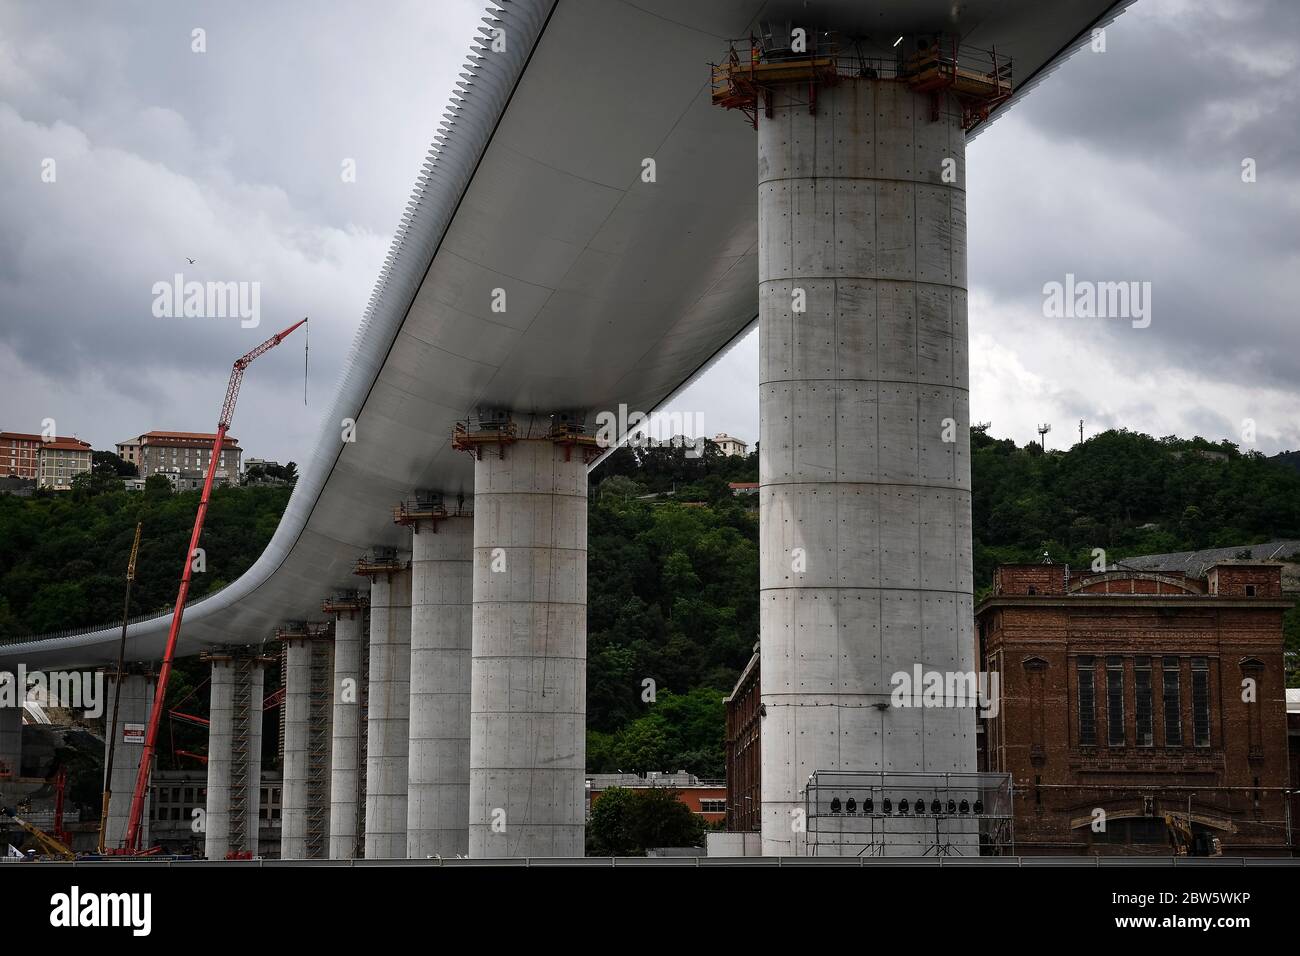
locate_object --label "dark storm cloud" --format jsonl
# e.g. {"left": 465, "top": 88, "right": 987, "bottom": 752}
{"left": 968, "top": 0, "right": 1300, "bottom": 412}
{"left": 0, "top": 0, "right": 1297, "bottom": 463}
{"left": 0, "top": 0, "right": 478, "bottom": 459}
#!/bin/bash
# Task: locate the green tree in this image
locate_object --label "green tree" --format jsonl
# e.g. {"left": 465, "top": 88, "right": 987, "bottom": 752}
{"left": 143, "top": 474, "right": 172, "bottom": 500}
{"left": 586, "top": 787, "right": 640, "bottom": 855}
{"left": 92, "top": 450, "right": 137, "bottom": 478}
{"left": 585, "top": 786, "right": 705, "bottom": 856}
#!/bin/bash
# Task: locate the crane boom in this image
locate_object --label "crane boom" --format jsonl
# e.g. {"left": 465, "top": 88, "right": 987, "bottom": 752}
{"left": 1, "top": 807, "right": 75, "bottom": 861}
{"left": 122, "top": 318, "right": 307, "bottom": 852}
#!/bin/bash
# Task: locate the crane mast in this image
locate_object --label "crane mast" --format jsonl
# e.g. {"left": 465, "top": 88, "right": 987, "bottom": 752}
{"left": 122, "top": 318, "right": 307, "bottom": 853}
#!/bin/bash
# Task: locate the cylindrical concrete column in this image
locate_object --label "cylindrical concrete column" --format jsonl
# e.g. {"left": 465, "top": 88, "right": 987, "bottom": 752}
{"left": 757, "top": 77, "right": 975, "bottom": 855}
{"left": 245, "top": 663, "right": 265, "bottom": 858}
{"left": 407, "top": 514, "right": 473, "bottom": 859}
{"left": 204, "top": 652, "right": 266, "bottom": 859}
{"left": 364, "top": 567, "right": 411, "bottom": 858}
{"left": 280, "top": 635, "right": 311, "bottom": 860}
{"left": 205, "top": 659, "right": 234, "bottom": 859}
{"left": 469, "top": 437, "right": 587, "bottom": 857}
{"left": 328, "top": 605, "right": 367, "bottom": 859}
{"left": 101, "top": 670, "right": 156, "bottom": 849}
{"left": 0, "top": 705, "right": 22, "bottom": 781}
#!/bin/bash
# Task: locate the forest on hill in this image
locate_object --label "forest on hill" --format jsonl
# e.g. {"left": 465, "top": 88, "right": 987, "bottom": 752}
{"left": 1, "top": 429, "right": 1297, "bottom": 779}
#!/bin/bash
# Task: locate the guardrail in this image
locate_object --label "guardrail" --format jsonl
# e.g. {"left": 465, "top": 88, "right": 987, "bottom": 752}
{"left": 0, "top": 582, "right": 235, "bottom": 648}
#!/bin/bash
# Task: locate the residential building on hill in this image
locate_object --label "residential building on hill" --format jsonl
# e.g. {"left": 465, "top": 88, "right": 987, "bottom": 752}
{"left": 36, "top": 438, "right": 93, "bottom": 490}
{"left": 712, "top": 433, "right": 748, "bottom": 457}
{"left": 116, "top": 431, "right": 242, "bottom": 488}
{"left": 1, "top": 431, "right": 90, "bottom": 485}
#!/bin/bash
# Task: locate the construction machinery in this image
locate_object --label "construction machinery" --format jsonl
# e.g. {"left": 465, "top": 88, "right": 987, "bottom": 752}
{"left": 1, "top": 805, "right": 75, "bottom": 861}
{"left": 121, "top": 318, "right": 308, "bottom": 853}
{"left": 711, "top": 31, "right": 1011, "bottom": 131}
{"left": 1164, "top": 812, "right": 1221, "bottom": 857}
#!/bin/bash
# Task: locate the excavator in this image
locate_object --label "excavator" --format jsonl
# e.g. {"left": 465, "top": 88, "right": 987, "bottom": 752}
{"left": 1164, "top": 812, "right": 1221, "bottom": 857}
{"left": 1, "top": 805, "right": 75, "bottom": 861}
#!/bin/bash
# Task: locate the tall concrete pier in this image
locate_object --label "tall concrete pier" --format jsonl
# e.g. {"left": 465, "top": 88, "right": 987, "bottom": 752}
{"left": 204, "top": 650, "right": 267, "bottom": 859}
{"left": 0, "top": 704, "right": 22, "bottom": 781}
{"left": 324, "top": 591, "right": 368, "bottom": 858}
{"left": 358, "top": 551, "right": 412, "bottom": 858}
{"left": 101, "top": 668, "right": 157, "bottom": 849}
{"left": 460, "top": 422, "right": 589, "bottom": 857}
{"left": 755, "top": 75, "right": 975, "bottom": 854}
{"left": 279, "top": 624, "right": 334, "bottom": 860}
{"left": 400, "top": 500, "right": 473, "bottom": 859}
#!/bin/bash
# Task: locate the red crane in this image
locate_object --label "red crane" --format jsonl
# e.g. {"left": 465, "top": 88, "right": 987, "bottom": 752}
{"left": 52, "top": 766, "right": 70, "bottom": 847}
{"left": 122, "top": 318, "right": 307, "bottom": 853}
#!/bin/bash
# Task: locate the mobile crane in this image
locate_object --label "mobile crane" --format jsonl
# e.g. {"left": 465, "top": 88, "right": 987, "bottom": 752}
{"left": 121, "top": 318, "right": 307, "bottom": 853}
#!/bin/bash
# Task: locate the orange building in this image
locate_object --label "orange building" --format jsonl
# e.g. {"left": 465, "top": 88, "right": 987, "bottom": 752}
{"left": 586, "top": 773, "right": 727, "bottom": 826}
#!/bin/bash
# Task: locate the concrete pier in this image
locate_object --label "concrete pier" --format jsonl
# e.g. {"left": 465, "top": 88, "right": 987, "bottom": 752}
{"left": 358, "top": 552, "right": 412, "bottom": 859}
{"left": 466, "top": 432, "right": 587, "bottom": 857}
{"left": 279, "top": 624, "right": 334, "bottom": 860}
{"left": 324, "top": 591, "right": 368, "bottom": 859}
{"left": 403, "top": 506, "right": 473, "bottom": 859}
{"left": 0, "top": 704, "right": 21, "bottom": 781}
{"left": 756, "top": 76, "right": 975, "bottom": 854}
{"left": 101, "top": 669, "right": 157, "bottom": 849}
{"left": 204, "top": 650, "right": 267, "bottom": 860}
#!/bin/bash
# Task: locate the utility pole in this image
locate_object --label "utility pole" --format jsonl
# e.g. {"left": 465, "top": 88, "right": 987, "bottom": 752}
{"left": 99, "top": 522, "right": 142, "bottom": 854}
{"left": 1079, "top": 419, "right": 1084, "bottom": 445}
{"left": 1037, "top": 423, "right": 1051, "bottom": 452}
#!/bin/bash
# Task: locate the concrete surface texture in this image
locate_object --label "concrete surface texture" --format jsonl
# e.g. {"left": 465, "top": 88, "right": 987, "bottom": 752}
{"left": 101, "top": 671, "right": 156, "bottom": 849}
{"left": 468, "top": 437, "right": 587, "bottom": 858}
{"left": 204, "top": 654, "right": 265, "bottom": 859}
{"left": 757, "top": 77, "right": 977, "bottom": 856}
{"left": 407, "top": 514, "right": 473, "bottom": 859}
{"left": 328, "top": 609, "right": 367, "bottom": 859}
{"left": 279, "top": 636, "right": 312, "bottom": 860}
{"left": 364, "top": 567, "right": 412, "bottom": 858}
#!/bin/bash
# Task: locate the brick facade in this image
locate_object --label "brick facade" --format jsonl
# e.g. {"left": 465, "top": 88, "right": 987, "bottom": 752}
{"left": 977, "top": 563, "right": 1293, "bottom": 856}
{"left": 724, "top": 645, "right": 761, "bottom": 832}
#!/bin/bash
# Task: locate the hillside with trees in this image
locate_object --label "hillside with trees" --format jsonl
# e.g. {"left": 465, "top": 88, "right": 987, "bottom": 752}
{"left": 1, "top": 429, "right": 1297, "bottom": 780}
{"left": 0, "top": 475, "right": 291, "bottom": 638}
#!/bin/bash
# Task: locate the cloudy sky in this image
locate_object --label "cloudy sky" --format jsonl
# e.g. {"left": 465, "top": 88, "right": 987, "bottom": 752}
{"left": 2, "top": 0, "right": 1298, "bottom": 465}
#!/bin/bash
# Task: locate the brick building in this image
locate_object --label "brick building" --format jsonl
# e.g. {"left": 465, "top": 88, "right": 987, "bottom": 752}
{"left": 724, "top": 644, "right": 761, "bottom": 833}
{"left": 1, "top": 431, "right": 91, "bottom": 487}
{"left": 116, "top": 431, "right": 242, "bottom": 489}
{"left": 0, "top": 431, "right": 43, "bottom": 479}
{"left": 976, "top": 562, "right": 1294, "bottom": 856}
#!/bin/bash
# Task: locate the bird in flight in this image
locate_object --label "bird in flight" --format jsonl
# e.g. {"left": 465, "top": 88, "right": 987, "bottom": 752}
{"left": 186, "top": 257, "right": 196, "bottom": 264}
